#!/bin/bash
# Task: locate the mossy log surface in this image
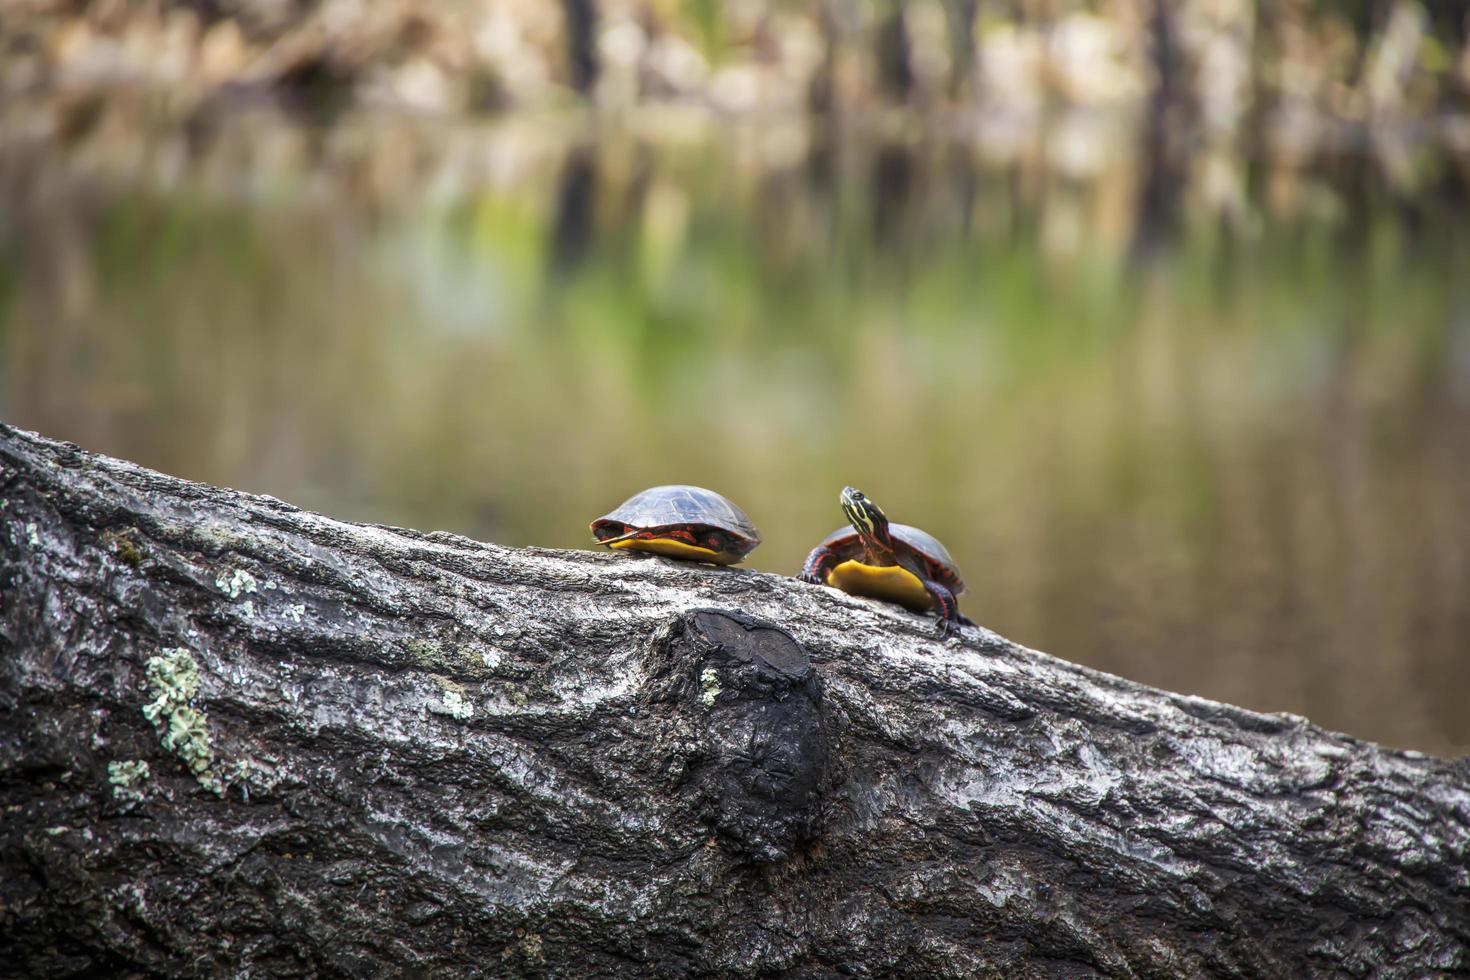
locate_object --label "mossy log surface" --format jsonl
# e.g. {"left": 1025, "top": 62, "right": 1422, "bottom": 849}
{"left": 1, "top": 423, "right": 1468, "bottom": 977}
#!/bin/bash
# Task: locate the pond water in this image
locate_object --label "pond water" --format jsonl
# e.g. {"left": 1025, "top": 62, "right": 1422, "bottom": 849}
{"left": 4, "top": 110, "right": 1468, "bottom": 755}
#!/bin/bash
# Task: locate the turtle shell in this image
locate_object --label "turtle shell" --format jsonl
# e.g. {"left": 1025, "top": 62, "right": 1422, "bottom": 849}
{"left": 818, "top": 522, "right": 964, "bottom": 594}
{"left": 591, "top": 485, "right": 761, "bottom": 563}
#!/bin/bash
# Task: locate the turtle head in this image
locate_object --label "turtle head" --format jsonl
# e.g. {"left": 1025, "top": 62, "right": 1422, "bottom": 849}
{"left": 841, "top": 486, "right": 894, "bottom": 550}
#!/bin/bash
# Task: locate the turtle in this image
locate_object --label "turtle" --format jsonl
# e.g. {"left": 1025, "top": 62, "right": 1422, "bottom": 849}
{"left": 590, "top": 485, "right": 761, "bottom": 565}
{"left": 798, "top": 486, "right": 973, "bottom": 635}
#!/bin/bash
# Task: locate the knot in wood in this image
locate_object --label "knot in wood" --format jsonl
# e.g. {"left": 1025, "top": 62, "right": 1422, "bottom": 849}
{"left": 663, "top": 609, "right": 829, "bottom": 863}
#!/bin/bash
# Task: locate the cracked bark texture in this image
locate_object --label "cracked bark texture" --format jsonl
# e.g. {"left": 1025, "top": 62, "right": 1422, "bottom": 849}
{"left": 1, "top": 423, "right": 1467, "bottom": 978}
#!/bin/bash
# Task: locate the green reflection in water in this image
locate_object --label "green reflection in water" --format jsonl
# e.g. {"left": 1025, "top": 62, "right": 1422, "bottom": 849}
{"left": 3, "top": 123, "right": 1469, "bottom": 755}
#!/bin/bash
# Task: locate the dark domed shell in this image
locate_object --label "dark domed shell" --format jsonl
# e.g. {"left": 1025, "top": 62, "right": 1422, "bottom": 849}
{"left": 891, "top": 524, "right": 962, "bottom": 588}
{"left": 599, "top": 485, "right": 761, "bottom": 545}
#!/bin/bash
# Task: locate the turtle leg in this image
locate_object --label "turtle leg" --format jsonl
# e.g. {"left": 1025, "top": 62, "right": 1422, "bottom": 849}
{"left": 923, "top": 580, "right": 965, "bottom": 637}
{"left": 798, "top": 545, "right": 840, "bottom": 585}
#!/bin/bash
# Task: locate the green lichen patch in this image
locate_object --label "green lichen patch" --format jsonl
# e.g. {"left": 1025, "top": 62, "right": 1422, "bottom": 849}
{"left": 163, "top": 707, "right": 216, "bottom": 779}
{"left": 187, "top": 523, "right": 260, "bottom": 554}
{"left": 440, "top": 689, "right": 474, "bottom": 720}
{"left": 428, "top": 675, "right": 475, "bottom": 721}
{"left": 141, "top": 648, "right": 223, "bottom": 795}
{"left": 405, "top": 638, "right": 508, "bottom": 677}
{"left": 405, "top": 638, "right": 445, "bottom": 668}
{"left": 143, "top": 646, "right": 202, "bottom": 717}
{"left": 143, "top": 647, "right": 200, "bottom": 712}
{"left": 215, "top": 567, "right": 258, "bottom": 600}
{"left": 108, "top": 759, "right": 150, "bottom": 801}
{"left": 700, "top": 667, "right": 721, "bottom": 706}
{"left": 101, "top": 528, "right": 146, "bottom": 567}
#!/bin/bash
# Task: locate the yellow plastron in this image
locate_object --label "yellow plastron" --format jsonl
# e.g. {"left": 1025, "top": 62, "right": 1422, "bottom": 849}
{"left": 825, "top": 560, "right": 934, "bottom": 612}
{"left": 608, "top": 536, "right": 738, "bottom": 564}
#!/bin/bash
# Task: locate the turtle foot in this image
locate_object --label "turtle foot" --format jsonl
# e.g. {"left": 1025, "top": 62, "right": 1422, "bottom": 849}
{"left": 934, "top": 616, "right": 965, "bottom": 640}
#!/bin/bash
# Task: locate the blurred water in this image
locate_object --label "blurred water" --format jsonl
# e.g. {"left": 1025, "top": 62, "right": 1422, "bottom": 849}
{"left": 3, "top": 112, "right": 1468, "bottom": 755}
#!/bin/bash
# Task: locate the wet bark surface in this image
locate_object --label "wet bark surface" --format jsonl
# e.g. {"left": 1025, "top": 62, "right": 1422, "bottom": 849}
{"left": 1, "top": 424, "right": 1467, "bottom": 977}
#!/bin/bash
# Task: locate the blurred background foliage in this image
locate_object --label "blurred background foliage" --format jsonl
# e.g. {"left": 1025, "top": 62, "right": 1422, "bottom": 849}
{"left": 2, "top": 0, "right": 1469, "bottom": 754}
{"left": 4, "top": 0, "right": 1470, "bottom": 121}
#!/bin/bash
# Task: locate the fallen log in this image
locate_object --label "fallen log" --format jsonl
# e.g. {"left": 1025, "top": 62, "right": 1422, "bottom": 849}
{"left": 1, "top": 424, "right": 1466, "bottom": 976}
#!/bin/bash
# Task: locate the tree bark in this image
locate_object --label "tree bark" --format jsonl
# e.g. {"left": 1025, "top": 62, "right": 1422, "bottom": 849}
{"left": 1, "top": 423, "right": 1467, "bottom": 977}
